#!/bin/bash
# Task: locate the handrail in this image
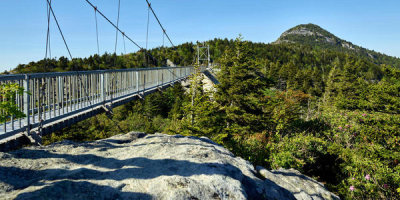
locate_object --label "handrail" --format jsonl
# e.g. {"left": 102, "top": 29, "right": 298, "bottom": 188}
{"left": 0, "top": 66, "right": 204, "bottom": 140}
{"left": 0, "top": 66, "right": 194, "bottom": 81}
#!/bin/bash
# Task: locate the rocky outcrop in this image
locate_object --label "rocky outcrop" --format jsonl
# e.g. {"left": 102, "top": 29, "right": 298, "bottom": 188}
{"left": 281, "top": 27, "right": 317, "bottom": 37}
{"left": 257, "top": 167, "right": 340, "bottom": 200}
{"left": 277, "top": 26, "right": 337, "bottom": 47}
{"left": 0, "top": 132, "right": 339, "bottom": 199}
{"left": 341, "top": 42, "right": 355, "bottom": 50}
{"left": 181, "top": 68, "right": 218, "bottom": 93}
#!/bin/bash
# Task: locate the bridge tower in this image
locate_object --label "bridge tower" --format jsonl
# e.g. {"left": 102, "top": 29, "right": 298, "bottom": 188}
{"left": 196, "top": 44, "right": 210, "bottom": 67}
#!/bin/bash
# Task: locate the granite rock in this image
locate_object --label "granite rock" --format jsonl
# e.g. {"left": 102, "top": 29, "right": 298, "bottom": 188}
{"left": 0, "top": 132, "right": 338, "bottom": 200}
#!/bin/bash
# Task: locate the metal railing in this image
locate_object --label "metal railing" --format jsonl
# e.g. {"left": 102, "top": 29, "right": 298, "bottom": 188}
{"left": 0, "top": 66, "right": 199, "bottom": 140}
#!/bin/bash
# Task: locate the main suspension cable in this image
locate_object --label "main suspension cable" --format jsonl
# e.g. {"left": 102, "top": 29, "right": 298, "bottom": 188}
{"left": 145, "top": 0, "right": 175, "bottom": 48}
{"left": 84, "top": 0, "right": 162, "bottom": 67}
{"left": 46, "top": 0, "right": 73, "bottom": 60}
{"left": 84, "top": 0, "right": 178, "bottom": 67}
{"left": 84, "top": 0, "right": 143, "bottom": 51}
{"left": 145, "top": 0, "right": 187, "bottom": 67}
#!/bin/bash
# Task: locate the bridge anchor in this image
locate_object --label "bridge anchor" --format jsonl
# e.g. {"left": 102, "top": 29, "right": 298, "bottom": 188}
{"left": 101, "top": 105, "right": 114, "bottom": 117}
{"left": 25, "top": 130, "right": 42, "bottom": 147}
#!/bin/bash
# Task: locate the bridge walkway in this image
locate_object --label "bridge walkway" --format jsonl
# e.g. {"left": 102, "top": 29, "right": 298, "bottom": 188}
{"left": 0, "top": 66, "right": 201, "bottom": 150}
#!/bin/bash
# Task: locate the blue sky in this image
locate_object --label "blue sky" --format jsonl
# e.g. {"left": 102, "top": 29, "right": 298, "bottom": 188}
{"left": 1, "top": 0, "right": 400, "bottom": 72}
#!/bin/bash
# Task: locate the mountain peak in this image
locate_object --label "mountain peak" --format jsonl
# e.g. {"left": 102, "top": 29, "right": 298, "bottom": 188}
{"left": 275, "top": 23, "right": 359, "bottom": 51}
{"left": 288, "top": 23, "right": 328, "bottom": 32}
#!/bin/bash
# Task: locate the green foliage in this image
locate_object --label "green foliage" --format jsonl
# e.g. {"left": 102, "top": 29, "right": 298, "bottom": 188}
{"left": 324, "top": 61, "right": 400, "bottom": 114}
{"left": 0, "top": 83, "right": 25, "bottom": 123}
{"left": 264, "top": 89, "right": 310, "bottom": 135}
{"left": 364, "top": 65, "right": 400, "bottom": 113}
{"left": 33, "top": 34, "right": 400, "bottom": 199}
{"left": 266, "top": 107, "right": 400, "bottom": 199}
{"left": 319, "top": 108, "right": 400, "bottom": 199}
{"left": 216, "top": 36, "right": 274, "bottom": 136}
{"left": 170, "top": 36, "right": 400, "bottom": 199}
{"left": 167, "top": 64, "right": 224, "bottom": 140}
{"left": 269, "top": 134, "right": 329, "bottom": 170}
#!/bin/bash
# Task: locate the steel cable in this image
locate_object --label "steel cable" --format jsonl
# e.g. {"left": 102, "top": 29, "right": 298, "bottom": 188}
{"left": 145, "top": 0, "right": 174, "bottom": 47}
{"left": 84, "top": 0, "right": 159, "bottom": 63}
{"left": 46, "top": 0, "right": 73, "bottom": 60}
{"left": 45, "top": 0, "right": 52, "bottom": 61}
{"left": 94, "top": 6, "right": 100, "bottom": 56}
{"left": 114, "top": 0, "right": 121, "bottom": 54}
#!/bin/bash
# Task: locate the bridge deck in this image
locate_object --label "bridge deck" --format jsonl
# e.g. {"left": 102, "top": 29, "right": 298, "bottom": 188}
{"left": 0, "top": 66, "right": 201, "bottom": 147}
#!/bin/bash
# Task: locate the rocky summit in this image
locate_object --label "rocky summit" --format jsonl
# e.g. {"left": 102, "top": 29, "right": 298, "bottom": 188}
{"left": 0, "top": 132, "right": 339, "bottom": 200}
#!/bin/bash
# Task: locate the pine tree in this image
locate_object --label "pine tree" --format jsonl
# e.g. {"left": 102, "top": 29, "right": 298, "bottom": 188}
{"left": 215, "top": 36, "right": 273, "bottom": 140}
{"left": 323, "top": 56, "right": 369, "bottom": 110}
{"left": 177, "top": 64, "right": 224, "bottom": 138}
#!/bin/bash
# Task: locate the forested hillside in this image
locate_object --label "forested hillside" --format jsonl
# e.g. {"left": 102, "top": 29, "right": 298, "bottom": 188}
{"left": 9, "top": 24, "right": 400, "bottom": 199}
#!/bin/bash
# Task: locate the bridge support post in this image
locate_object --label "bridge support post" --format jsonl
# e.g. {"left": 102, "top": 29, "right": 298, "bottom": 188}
{"left": 58, "top": 76, "right": 64, "bottom": 115}
{"left": 130, "top": 71, "right": 134, "bottom": 93}
{"left": 156, "top": 70, "right": 159, "bottom": 86}
{"left": 23, "top": 75, "right": 30, "bottom": 135}
{"left": 100, "top": 73, "right": 105, "bottom": 104}
{"left": 143, "top": 74, "right": 146, "bottom": 95}
{"left": 136, "top": 71, "right": 139, "bottom": 93}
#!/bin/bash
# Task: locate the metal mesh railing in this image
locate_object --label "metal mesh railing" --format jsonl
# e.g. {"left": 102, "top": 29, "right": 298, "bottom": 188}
{"left": 0, "top": 66, "right": 199, "bottom": 139}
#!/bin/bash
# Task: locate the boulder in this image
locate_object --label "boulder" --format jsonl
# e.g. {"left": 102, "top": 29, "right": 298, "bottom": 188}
{"left": 0, "top": 132, "right": 338, "bottom": 199}
{"left": 257, "top": 166, "right": 340, "bottom": 200}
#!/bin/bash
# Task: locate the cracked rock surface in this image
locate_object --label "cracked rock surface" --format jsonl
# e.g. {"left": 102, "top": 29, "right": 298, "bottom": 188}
{"left": 0, "top": 132, "right": 338, "bottom": 200}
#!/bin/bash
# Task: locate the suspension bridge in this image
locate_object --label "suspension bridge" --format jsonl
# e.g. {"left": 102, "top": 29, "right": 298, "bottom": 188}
{"left": 0, "top": 0, "right": 213, "bottom": 151}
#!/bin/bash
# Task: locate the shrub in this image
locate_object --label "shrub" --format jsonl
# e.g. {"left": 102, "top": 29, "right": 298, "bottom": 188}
{"left": 0, "top": 83, "right": 25, "bottom": 123}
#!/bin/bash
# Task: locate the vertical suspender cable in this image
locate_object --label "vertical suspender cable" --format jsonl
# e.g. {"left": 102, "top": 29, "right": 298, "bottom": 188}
{"left": 45, "top": 0, "right": 52, "bottom": 61}
{"left": 84, "top": 0, "right": 158, "bottom": 66}
{"left": 123, "top": 33, "right": 126, "bottom": 54}
{"left": 113, "top": 0, "right": 121, "bottom": 72}
{"left": 41, "top": 0, "right": 53, "bottom": 136}
{"left": 46, "top": 0, "right": 73, "bottom": 60}
{"left": 146, "top": 4, "right": 150, "bottom": 50}
{"left": 49, "top": 30, "right": 52, "bottom": 59}
{"left": 114, "top": 0, "right": 121, "bottom": 54}
{"left": 145, "top": 0, "right": 185, "bottom": 70}
{"left": 48, "top": 0, "right": 52, "bottom": 59}
{"left": 145, "top": 4, "right": 151, "bottom": 67}
{"left": 42, "top": 0, "right": 114, "bottom": 135}
{"left": 145, "top": 0, "right": 175, "bottom": 47}
{"left": 94, "top": 6, "right": 100, "bottom": 56}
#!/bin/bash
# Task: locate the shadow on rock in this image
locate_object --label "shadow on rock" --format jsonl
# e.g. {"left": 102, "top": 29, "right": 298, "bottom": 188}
{"left": 1, "top": 134, "right": 298, "bottom": 199}
{"left": 0, "top": 157, "right": 274, "bottom": 199}
{"left": 15, "top": 180, "right": 152, "bottom": 200}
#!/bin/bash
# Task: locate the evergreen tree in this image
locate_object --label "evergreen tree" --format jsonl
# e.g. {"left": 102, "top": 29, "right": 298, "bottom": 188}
{"left": 215, "top": 36, "right": 273, "bottom": 139}
{"left": 173, "top": 64, "right": 224, "bottom": 139}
